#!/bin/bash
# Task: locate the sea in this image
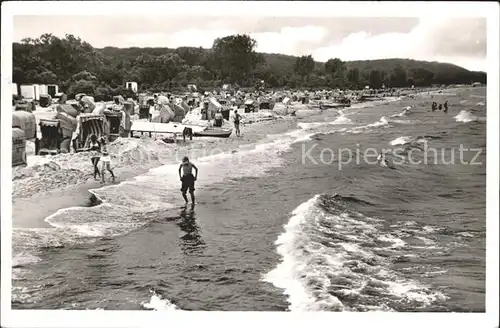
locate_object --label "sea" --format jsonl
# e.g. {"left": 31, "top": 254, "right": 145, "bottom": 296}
{"left": 11, "top": 87, "right": 487, "bottom": 312}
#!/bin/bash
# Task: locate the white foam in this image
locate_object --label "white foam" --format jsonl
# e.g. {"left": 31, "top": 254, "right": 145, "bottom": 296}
{"left": 390, "top": 106, "right": 411, "bottom": 118}
{"left": 378, "top": 234, "right": 406, "bottom": 249}
{"left": 297, "top": 113, "right": 352, "bottom": 131}
{"left": 390, "top": 136, "right": 413, "bottom": 146}
{"left": 264, "top": 195, "right": 447, "bottom": 311}
{"left": 454, "top": 110, "right": 478, "bottom": 123}
{"left": 263, "top": 195, "right": 345, "bottom": 311}
{"left": 385, "top": 280, "right": 448, "bottom": 305}
{"left": 141, "top": 291, "right": 178, "bottom": 311}
{"left": 343, "top": 116, "right": 390, "bottom": 135}
{"left": 457, "top": 232, "right": 475, "bottom": 237}
{"left": 363, "top": 116, "right": 389, "bottom": 129}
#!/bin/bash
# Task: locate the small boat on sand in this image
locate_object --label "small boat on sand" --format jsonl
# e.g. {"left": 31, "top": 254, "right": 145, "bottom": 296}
{"left": 193, "top": 128, "right": 232, "bottom": 138}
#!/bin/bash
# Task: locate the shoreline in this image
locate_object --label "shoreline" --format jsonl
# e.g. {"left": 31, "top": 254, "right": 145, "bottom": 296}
{"left": 11, "top": 87, "right": 460, "bottom": 230}
{"left": 12, "top": 114, "right": 297, "bottom": 229}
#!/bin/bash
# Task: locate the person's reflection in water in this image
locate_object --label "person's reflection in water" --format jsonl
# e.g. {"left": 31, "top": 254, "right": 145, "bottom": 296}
{"left": 177, "top": 203, "right": 205, "bottom": 254}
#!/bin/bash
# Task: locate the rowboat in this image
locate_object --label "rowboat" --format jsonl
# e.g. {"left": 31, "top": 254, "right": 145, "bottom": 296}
{"left": 193, "top": 128, "right": 232, "bottom": 138}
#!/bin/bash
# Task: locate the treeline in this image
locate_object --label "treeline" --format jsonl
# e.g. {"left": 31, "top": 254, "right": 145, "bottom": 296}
{"left": 13, "top": 33, "right": 486, "bottom": 99}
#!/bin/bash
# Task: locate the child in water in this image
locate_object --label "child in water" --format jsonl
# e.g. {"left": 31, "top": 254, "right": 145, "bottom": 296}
{"left": 99, "top": 137, "right": 115, "bottom": 183}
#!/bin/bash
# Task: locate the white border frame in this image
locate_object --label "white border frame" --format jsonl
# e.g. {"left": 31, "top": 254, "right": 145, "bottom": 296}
{"left": 1, "top": 2, "right": 498, "bottom": 328}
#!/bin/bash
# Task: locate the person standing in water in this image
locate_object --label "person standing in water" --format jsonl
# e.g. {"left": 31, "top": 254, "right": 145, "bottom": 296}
{"left": 179, "top": 156, "right": 198, "bottom": 204}
{"left": 443, "top": 101, "right": 449, "bottom": 113}
{"left": 88, "top": 134, "right": 101, "bottom": 180}
{"left": 233, "top": 110, "right": 241, "bottom": 137}
{"left": 214, "top": 109, "right": 223, "bottom": 127}
{"left": 99, "top": 137, "right": 115, "bottom": 183}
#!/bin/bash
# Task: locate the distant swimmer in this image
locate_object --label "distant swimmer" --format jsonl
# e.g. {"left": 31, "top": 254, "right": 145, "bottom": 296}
{"left": 179, "top": 156, "right": 198, "bottom": 204}
{"left": 438, "top": 104, "right": 443, "bottom": 110}
{"left": 377, "top": 150, "right": 395, "bottom": 169}
{"left": 443, "top": 101, "right": 449, "bottom": 113}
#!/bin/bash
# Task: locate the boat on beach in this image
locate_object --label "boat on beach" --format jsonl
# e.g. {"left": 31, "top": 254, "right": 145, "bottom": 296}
{"left": 193, "top": 127, "right": 232, "bottom": 138}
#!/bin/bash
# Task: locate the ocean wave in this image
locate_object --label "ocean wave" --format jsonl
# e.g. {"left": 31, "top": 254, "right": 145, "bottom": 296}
{"left": 344, "top": 116, "right": 390, "bottom": 135}
{"left": 141, "top": 290, "right": 179, "bottom": 311}
{"left": 454, "top": 110, "right": 478, "bottom": 123}
{"left": 390, "top": 106, "right": 412, "bottom": 118}
{"left": 297, "top": 112, "right": 352, "bottom": 131}
{"left": 390, "top": 136, "right": 414, "bottom": 146}
{"left": 264, "top": 194, "right": 449, "bottom": 311}
{"left": 11, "top": 126, "right": 317, "bottom": 272}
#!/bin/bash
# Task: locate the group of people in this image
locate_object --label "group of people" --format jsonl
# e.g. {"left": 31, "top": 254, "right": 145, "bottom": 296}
{"left": 87, "top": 134, "right": 115, "bottom": 183}
{"left": 201, "top": 99, "right": 242, "bottom": 137}
{"left": 86, "top": 133, "right": 199, "bottom": 204}
{"left": 432, "top": 100, "right": 448, "bottom": 113}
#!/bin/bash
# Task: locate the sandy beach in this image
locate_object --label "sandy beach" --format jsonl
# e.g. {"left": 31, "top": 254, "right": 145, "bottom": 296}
{"left": 12, "top": 110, "right": 298, "bottom": 229}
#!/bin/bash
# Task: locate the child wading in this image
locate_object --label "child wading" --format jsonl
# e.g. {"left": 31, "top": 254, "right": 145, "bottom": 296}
{"left": 88, "top": 134, "right": 101, "bottom": 180}
{"left": 100, "top": 137, "right": 115, "bottom": 183}
{"left": 178, "top": 156, "right": 198, "bottom": 204}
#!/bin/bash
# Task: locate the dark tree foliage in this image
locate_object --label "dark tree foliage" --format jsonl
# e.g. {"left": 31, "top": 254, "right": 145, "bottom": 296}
{"left": 13, "top": 33, "right": 487, "bottom": 97}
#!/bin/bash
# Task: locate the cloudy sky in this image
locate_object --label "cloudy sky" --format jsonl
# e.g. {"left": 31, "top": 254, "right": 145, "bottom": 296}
{"left": 13, "top": 15, "right": 487, "bottom": 71}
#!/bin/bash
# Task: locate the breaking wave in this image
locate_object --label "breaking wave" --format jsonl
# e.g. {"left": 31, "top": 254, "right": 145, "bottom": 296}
{"left": 264, "top": 194, "right": 449, "bottom": 311}
{"left": 390, "top": 106, "right": 412, "bottom": 118}
{"left": 390, "top": 136, "right": 414, "bottom": 146}
{"left": 297, "top": 111, "right": 352, "bottom": 130}
{"left": 454, "top": 110, "right": 478, "bottom": 123}
{"left": 141, "top": 290, "right": 179, "bottom": 311}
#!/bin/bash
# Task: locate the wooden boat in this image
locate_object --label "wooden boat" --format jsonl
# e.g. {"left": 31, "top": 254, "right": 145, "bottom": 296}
{"left": 193, "top": 128, "right": 232, "bottom": 138}
{"left": 319, "top": 102, "right": 345, "bottom": 109}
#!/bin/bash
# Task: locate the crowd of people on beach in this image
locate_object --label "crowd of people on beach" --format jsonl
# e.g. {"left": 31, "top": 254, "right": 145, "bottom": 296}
{"left": 78, "top": 85, "right": 456, "bottom": 205}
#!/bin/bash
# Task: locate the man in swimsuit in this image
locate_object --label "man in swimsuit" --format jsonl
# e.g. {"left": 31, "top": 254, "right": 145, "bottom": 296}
{"left": 233, "top": 110, "right": 241, "bottom": 137}
{"left": 179, "top": 156, "right": 198, "bottom": 204}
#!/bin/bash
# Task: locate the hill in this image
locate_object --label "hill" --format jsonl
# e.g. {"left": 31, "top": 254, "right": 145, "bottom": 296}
{"left": 12, "top": 33, "right": 486, "bottom": 98}
{"left": 96, "top": 46, "right": 485, "bottom": 87}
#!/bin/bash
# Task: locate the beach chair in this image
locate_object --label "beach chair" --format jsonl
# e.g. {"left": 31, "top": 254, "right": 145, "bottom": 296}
{"left": 12, "top": 127, "right": 27, "bottom": 167}
{"left": 37, "top": 119, "right": 62, "bottom": 155}
{"left": 104, "top": 111, "right": 123, "bottom": 142}
{"left": 39, "top": 94, "right": 52, "bottom": 108}
{"left": 138, "top": 104, "right": 150, "bottom": 119}
{"left": 72, "top": 114, "right": 107, "bottom": 153}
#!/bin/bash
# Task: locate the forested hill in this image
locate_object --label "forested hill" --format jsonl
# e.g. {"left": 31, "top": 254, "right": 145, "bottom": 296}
{"left": 99, "top": 46, "right": 483, "bottom": 80}
{"left": 13, "top": 34, "right": 486, "bottom": 98}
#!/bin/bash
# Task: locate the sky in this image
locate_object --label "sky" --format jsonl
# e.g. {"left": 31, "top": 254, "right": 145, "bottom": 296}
{"left": 13, "top": 15, "right": 487, "bottom": 71}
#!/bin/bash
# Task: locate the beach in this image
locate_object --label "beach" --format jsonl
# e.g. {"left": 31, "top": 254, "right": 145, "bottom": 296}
{"left": 11, "top": 87, "right": 487, "bottom": 311}
{"left": 12, "top": 108, "right": 297, "bottom": 228}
